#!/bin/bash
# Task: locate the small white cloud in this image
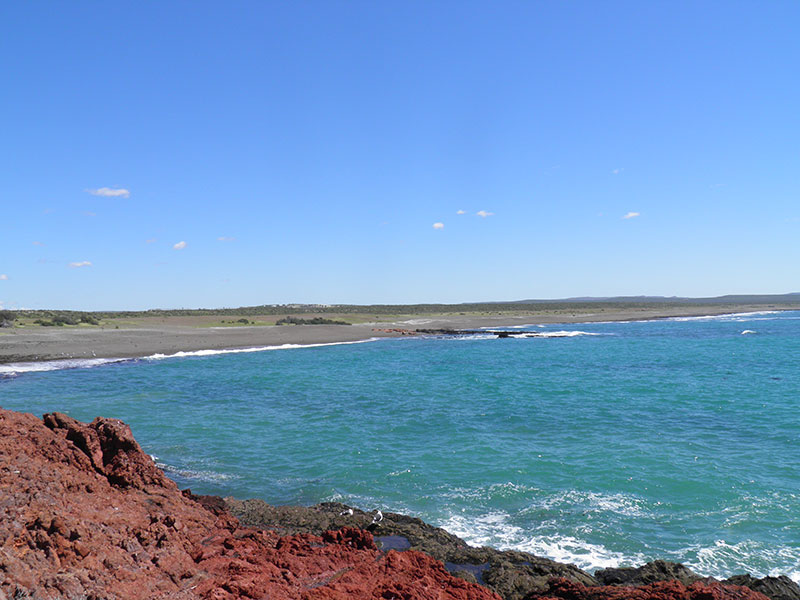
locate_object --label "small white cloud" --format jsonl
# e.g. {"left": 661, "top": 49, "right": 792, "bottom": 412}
{"left": 217, "top": 236, "right": 236, "bottom": 242}
{"left": 68, "top": 261, "right": 92, "bottom": 268}
{"left": 173, "top": 241, "right": 187, "bottom": 250}
{"left": 145, "top": 238, "right": 157, "bottom": 244}
{"left": 432, "top": 222, "right": 444, "bottom": 230}
{"left": 83, "top": 211, "right": 97, "bottom": 217}
{"left": 622, "top": 212, "right": 640, "bottom": 219}
{"left": 86, "top": 187, "right": 130, "bottom": 198}
{"left": 0, "top": 274, "right": 8, "bottom": 280}
{"left": 476, "top": 210, "right": 494, "bottom": 218}
{"left": 456, "top": 210, "right": 466, "bottom": 215}
{"left": 612, "top": 168, "right": 624, "bottom": 175}
{"left": 33, "top": 241, "right": 45, "bottom": 246}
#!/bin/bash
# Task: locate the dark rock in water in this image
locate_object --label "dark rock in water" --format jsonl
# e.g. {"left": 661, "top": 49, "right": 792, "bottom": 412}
{"left": 594, "top": 560, "right": 707, "bottom": 586}
{"left": 525, "top": 577, "right": 771, "bottom": 600}
{"left": 226, "top": 498, "right": 598, "bottom": 600}
{"left": 724, "top": 575, "right": 800, "bottom": 600}
{"left": 595, "top": 562, "right": 800, "bottom": 600}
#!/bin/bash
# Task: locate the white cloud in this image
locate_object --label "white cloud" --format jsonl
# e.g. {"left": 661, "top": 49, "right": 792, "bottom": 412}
{"left": 217, "top": 236, "right": 236, "bottom": 242}
{"left": 456, "top": 210, "right": 466, "bottom": 215}
{"left": 622, "top": 212, "right": 640, "bottom": 219}
{"left": 68, "top": 261, "right": 92, "bottom": 268}
{"left": 33, "top": 241, "right": 44, "bottom": 246}
{"left": 145, "top": 238, "right": 157, "bottom": 244}
{"left": 173, "top": 241, "right": 187, "bottom": 250}
{"left": 432, "top": 222, "right": 444, "bottom": 230}
{"left": 0, "top": 274, "right": 8, "bottom": 280}
{"left": 612, "top": 168, "right": 624, "bottom": 175}
{"left": 476, "top": 210, "right": 494, "bottom": 218}
{"left": 86, "top": 187, "right": 130, "bottom": 198}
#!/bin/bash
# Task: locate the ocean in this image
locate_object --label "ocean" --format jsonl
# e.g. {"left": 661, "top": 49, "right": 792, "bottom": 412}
{"left": 2, "top": 311, "right": 799, "bottom": 581}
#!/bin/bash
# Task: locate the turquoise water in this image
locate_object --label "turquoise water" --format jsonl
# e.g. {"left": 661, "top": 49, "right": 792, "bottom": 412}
{"left": 2, "top": 311, "right": 799, "bottom": 580}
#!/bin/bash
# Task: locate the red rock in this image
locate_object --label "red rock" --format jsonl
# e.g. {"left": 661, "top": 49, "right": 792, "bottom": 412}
{"left": 526, "top": 578, "right": 771, "bottom": 600}
{"left": 0, "top": 408, "right": 499, "bottom": 600}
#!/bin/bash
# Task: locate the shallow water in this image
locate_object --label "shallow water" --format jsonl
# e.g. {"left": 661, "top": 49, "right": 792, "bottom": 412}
{"left": 2, "top": 311, "right": 799, "bottom": 580}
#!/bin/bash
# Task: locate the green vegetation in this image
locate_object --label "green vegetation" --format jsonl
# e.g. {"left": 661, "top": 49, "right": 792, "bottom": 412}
{"left": 0, "top": 310, "right": 16, "bottom": 328}
{"left": 23, "top": 312, "right": 101, "bottom": 327}
{"left": 275, "top": 316, "right": 350, "bottom": 326}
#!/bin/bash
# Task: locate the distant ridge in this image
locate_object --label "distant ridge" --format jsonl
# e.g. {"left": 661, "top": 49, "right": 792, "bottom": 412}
{"left": 13, "top": 293, "right": 800, "bottom": 317}
{"left": 508, "top": 293, "right": 800, "bottom": 305}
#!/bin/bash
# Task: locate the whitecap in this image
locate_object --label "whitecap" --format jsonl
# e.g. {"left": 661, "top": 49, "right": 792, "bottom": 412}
{"left": 439, "top": 512, "right": 645, "bottom": 572}
{"left": 740, "top": 330, "right": 757, "bottom": 335}
{"left": 667, "top": 311, "right": 781, "bottom": 323}
{"left": 518, "top": 330, "right": 607, "bottom": 338}
{"left": 681, "top": 539, "right": 800, "bottom": 582}
{"left": 525, "top": 490, "right": 649, "bottom": 518}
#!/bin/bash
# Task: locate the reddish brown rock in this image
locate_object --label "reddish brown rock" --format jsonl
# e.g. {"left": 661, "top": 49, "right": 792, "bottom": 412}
{"left": 0, "top": 408, "right": 499, "bottom": 600}
{"left": 525, "top": 578, "right": 771, "bottom": 600}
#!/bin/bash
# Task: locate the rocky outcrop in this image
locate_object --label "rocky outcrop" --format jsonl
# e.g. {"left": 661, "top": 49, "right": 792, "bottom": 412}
{"left": 594, "top": 563, "right": 800, "bottom": 600}
{"left": 594, "top": 561, "right": 708, "bottom": 587}
{"left": 0, "top": 408, "right": 499, "bottom": 599}
{"left": 722, "top": 576, "right": 800, "bottom": 600}
{"left": 524, "top": 578, "right": 770, "bottom": 600}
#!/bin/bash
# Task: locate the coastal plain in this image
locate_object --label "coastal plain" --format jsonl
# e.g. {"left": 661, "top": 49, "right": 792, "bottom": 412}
{"left": 1, "top": 302, "right": 799, "bottom": 363}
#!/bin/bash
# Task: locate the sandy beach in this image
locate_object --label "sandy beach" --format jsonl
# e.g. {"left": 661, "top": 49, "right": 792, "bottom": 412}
{"left": 1, "top": 303, "right": 796, "bottom": 364}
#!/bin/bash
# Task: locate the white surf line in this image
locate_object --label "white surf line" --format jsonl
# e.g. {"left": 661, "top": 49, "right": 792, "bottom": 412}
{"left": 665, "top": 310, "right": 782, "bottom": 322}
{"left": 0, "top": 357, "right": 130, "bottom": 376}
{"left": 142, "top": 337, "right": 382, "bottom": 360}
{"left": 0, "top": 338, "right": 384, "bottom": 376}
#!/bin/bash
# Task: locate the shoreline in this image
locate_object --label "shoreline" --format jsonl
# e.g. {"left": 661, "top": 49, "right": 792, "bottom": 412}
{"left": 1, "top": 304, "right": 796, "bottom": 365}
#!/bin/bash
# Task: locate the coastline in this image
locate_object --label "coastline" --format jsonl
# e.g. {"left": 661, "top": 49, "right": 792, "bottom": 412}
{"left": 3, "top": 406, "right": 798, "bottom": 600}
{"left": 1, "top": 304, "right": 796, "bottom": 365}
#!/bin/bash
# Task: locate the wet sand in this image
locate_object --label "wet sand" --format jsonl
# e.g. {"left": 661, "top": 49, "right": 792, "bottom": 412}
{"left": 0, "top": 304, "right": 795, "bottom": 364}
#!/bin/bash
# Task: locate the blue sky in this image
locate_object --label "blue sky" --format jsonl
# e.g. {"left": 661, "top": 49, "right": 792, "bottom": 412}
{"left": 2, "top": 2, "right": 798, "bottom": 310}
